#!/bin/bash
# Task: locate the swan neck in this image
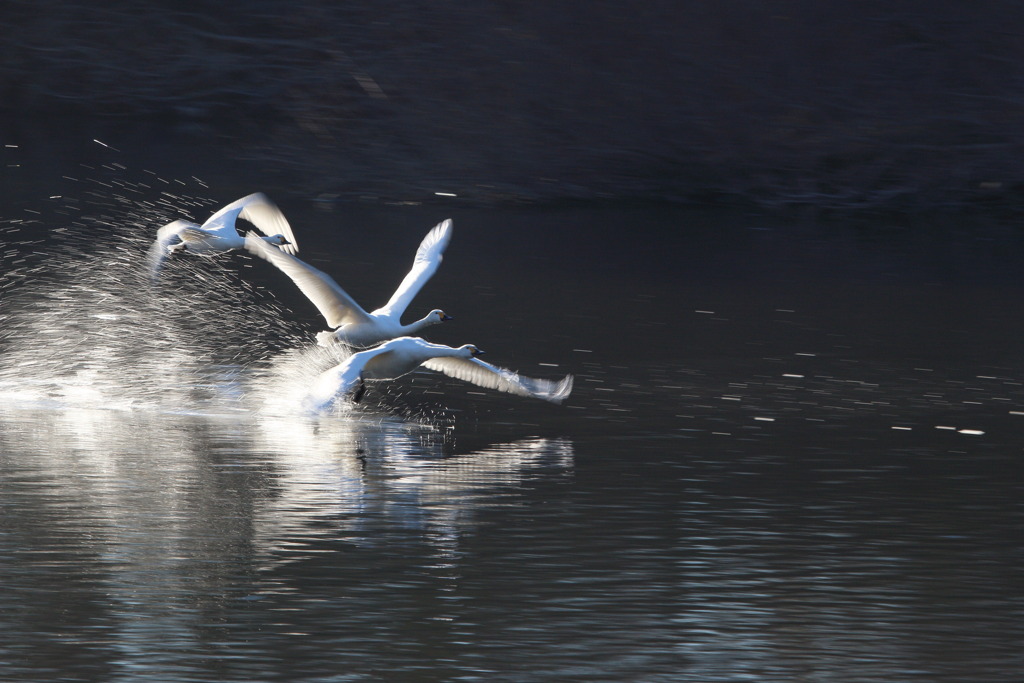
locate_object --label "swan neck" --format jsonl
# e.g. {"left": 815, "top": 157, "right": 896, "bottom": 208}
{"left": 402, "top": 315, "right": 440, "bottom": 333}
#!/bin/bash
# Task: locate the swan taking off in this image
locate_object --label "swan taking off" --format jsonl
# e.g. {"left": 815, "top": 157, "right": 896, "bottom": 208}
{"left": 244, "top": 218, "right": 453, "bottom": 349}
{"left": 302, "top": 336, "right": 573, "bottom": 413}
{"left": 148, "top": 192, "right": 297, "bottom": 278}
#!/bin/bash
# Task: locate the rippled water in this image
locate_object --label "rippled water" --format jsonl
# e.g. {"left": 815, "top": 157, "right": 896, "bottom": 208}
{"left": 0, "top": 154, "right": 1021, "bottom": 681}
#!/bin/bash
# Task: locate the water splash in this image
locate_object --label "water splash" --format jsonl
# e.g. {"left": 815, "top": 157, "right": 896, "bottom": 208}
{"left": 0, "top": 168, "right": 319, "bottom": 417}
{"left": 247, "top": 342, "right": 353, "bottom": 417}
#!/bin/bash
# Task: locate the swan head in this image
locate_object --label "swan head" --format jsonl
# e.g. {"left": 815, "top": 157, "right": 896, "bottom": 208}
{"left": 460, "top": 344, "right": 484, "bottom": 358}
{"left": 431, "top": 309, "right": 453, "bottom": 323}
{"left": 263, "top": 234, "right": 292, "bottom": 247}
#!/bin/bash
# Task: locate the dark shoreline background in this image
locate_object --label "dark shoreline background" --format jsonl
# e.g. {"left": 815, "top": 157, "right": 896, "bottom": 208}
{"left": 4, "top": 1, "right": 1024, "bottom": 211}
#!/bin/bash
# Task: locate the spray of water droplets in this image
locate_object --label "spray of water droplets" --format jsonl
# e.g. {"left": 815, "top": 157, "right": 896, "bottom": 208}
{"left": 0, "top": 165, "right": 343, "bottom": 417}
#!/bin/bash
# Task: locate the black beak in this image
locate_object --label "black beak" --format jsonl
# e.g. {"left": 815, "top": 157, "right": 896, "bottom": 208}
{"left": 441, "top": 314, "right": 454, "bottom": 321}
{"left": 472, "top": 348, "right": 485, "bottom": 357}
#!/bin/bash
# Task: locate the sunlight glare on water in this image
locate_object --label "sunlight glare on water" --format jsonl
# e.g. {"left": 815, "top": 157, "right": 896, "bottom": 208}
{"left": 0, "top": 399, "right": 576, "bottom": 681}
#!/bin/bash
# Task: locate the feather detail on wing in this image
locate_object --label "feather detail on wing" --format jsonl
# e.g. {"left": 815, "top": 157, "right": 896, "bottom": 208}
{"left": 379, "top": 219, "right": 452, "bottom": 317}
{"left": 244, "top": 234, "right": 372, "bottom": 327}
{"left": 421, "top": 356, "right": 574, "bottom": 404}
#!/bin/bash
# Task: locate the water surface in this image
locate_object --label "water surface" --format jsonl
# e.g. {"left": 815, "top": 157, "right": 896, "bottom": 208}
{"left": 0, "top": 152, "right": 1021, "bottom": 681}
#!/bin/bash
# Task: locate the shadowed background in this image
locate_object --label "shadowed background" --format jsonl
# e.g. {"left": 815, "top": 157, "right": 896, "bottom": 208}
{"left": 4, "top": 0, "right": 1024, "bottom": 209}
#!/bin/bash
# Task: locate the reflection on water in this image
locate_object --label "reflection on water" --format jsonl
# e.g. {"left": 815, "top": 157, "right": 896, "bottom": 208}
{"left": 2, "top": 399, "right": 1019, "bottom": 681}
{"left": 249, "top": 415, "right": 574, "bottom": 569}
{"left": 0, "top": 404, "right": 574, "bottom": 681}
{"left": 0, "top": 158, "right": 1021, "bottom": 681}
{"left": 0, "top": 404, "right": 574, "bottom": 561}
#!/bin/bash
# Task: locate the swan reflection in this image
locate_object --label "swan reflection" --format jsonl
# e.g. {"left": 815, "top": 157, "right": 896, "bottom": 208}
{"left": 0, "top": 403, "right": 572, "bottom": 677}
{"left": 0, "top": 404, "right": 573, "bottom": 571}
{"left": 248, "top": 414, "right": 573, "bottom": 568}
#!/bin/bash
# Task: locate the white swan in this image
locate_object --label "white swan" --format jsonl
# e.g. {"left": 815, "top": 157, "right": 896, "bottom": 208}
{"left": 148, "top": 192, "right": 297, "bottom": 277}
{"left": 244, "top": 218, "right": 453, "bottom": 348}
{"left": 303, "top": 336, "right": 573, "bottom": 412}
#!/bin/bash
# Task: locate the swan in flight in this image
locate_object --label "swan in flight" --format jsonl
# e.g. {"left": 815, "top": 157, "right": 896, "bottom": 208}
{"left": 148, "top": 192, "right": 297, "bottom": 277}
{"left": 303, "top": 336, "right": 573, "bottom": 412}
{"left": 244, "top": 218, "right": 453, "bottom": 348}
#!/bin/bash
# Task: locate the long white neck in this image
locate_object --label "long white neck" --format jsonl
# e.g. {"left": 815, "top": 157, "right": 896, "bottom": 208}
{"left": 398, "top": 313, "right": 442, "bottom": 336}
{"left": 421, "top": 343, "right": 475, "bottom": 362}
{"left": 437, "top": 345, "right": 472, "bottom": 359}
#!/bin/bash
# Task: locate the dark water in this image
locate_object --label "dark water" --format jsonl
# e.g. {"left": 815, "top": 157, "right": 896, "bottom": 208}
{"left": 0, "top": 149, "right": 1022, "bottom": 681}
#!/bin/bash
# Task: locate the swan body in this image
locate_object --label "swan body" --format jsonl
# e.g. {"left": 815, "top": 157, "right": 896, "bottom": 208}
{"left": 149, "top": 192, "right": 297, "bottom": 277}
{"left": 303, "top": 336, "right": 573, "bottom": 412}
{"left": 245, "top": 218, "right": 453, "bottom": 349}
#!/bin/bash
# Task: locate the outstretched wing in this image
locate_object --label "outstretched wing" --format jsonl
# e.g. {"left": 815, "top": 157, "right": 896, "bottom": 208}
{"left": 421, "top": 356, "right": 573, "bottom": 404}
{"left": 244, "top": 234, "right": 372, "bottom": 327}
{"left": 147, "top": 219, "right": 195, "bottom": 279}
{"left": 231, "top": 192, "right": 298, "bottom": 254}
{"left": 377, "top": 219, "right": 452, "bottom": 317}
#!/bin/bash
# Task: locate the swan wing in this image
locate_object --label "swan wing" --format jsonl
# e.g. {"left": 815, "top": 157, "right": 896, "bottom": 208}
{"left": 198, "top": 194, "right": 295, "bottom": 251}
{"left": 421, "top": 356, "right": 574, "bottom": 404}
{"left": 378, "top": 219, "right": 452, "bottom": 317}
{"left": 304, "top": 355, "right": 364, "bottom": 412}
{"left": 155, "top": 218, "right": 196, "bottom": 243}
{"left": 244, "top": 233, "right": 372, "bottom": 327}
{"left": 148, "top": 219, "right": 195, "bottom": 278}
{"left": 197, "top": 202, "right": 245, "bottom": 239}
{"left": 234, "top": 192, "right": 298, "bottom": 254}
{"left": 304, "top": 343, "right": 403, "bottom": 412}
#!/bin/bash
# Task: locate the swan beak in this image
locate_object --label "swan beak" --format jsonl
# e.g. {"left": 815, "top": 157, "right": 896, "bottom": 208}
{"left": 441, "top": 313, "right": 453, "bottom": 321}
{"left": 471, "top": 348, "right": 485, "bottom": 357}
